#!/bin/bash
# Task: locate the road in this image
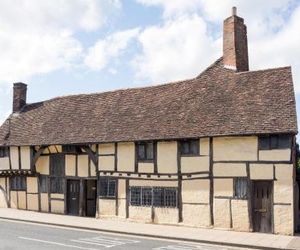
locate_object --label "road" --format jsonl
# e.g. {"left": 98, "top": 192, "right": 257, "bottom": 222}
{"left": 0, "top": 219, "right": 257, "bottom": 250}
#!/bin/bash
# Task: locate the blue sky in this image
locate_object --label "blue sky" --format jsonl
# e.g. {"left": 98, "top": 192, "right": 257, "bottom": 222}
{"left": 0, "top": 0, "right": 300, "bottom": 135}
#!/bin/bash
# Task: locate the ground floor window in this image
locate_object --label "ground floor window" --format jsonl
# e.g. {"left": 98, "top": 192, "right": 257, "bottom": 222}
{"left": 50, "top": 177, "right": 64, "bottom": 194}
{"left": 10, "top": 176, "right": 26, "bottom": 191}
{"left": 129, "top": 186, "right": 177, "bottom": 208}
{"left": 99, "top": 178, "right": 116, "bottom": 198}
{"left": 234, "top": 178, "right": 248, "bottom": 199}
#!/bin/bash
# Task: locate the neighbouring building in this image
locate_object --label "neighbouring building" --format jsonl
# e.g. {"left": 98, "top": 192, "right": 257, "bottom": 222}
{"left": 0, "top": 8, "right": 298, "bottom": 235}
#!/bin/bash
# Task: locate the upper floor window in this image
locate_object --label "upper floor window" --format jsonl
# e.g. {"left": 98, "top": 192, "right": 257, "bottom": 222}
{"left": 0, "top": 147, "right": 9, "bottom": 158}
{"left": 10, "top": 176, "right": 27, "bottom": 191}
{"left": 137, "top": 142, "right": 154, "bottom": 162}
{"left": 258, "top": 135, "right": 291, "bottom": 150}
{"left": 180, "top": 139, "right": 199, "bottom": 156}
{"left": 62, "top": 145, "right": 82, "bottom": 154}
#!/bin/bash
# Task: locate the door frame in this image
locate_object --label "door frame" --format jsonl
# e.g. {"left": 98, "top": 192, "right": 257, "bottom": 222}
{"left": 66, "top": 179, "right": 80, "bottom": 216}
{"left": 65, "top": 177, "right": 97, "bottom": 217}
{"left": 251, "top": 180, "right": 274, "bottom": 233}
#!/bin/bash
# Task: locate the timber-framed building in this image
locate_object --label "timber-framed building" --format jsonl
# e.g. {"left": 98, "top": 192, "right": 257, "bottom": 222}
{"left": 0, "top": 8, "right": 298, "bottom": 235}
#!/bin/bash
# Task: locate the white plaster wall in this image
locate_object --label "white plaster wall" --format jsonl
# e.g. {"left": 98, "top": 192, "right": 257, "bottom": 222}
{"left": 0, "top": 157, "right": 9, "bottom": 170}
{"left": 153, "top": 207, "right": 178, "bottom": 224}
{"left": 214, "top": 179, "right": 233, "bottom": 197}
{"left": 99, "top": 156, "right": 115, "bottom": 171}
{"left": 181, "top": 156, "right": 209, "bottom": 173}
{"left": 213, "top": 163, "right": 247, "bottom": 177}
{"left": 182, "top": 179, "right": 209, "bottom": 203}
{"left": 99, "top": 143, "right": 115, "bottom": 155}
{"left": 99, "top": 199, "right": 116, "bottom": 216}
{"left": 78, "top": 155, "right": 89, "bottom": 177}
{"left": 117, "top": 142, "right": 135, "bottom": 172}
{"left": 250, "top": 164, "right": 273, "bottom": 180}
{"left": 274, "top": 205, "right": 294, "bottom": 235}
{"left": 213, "top": 199, "right": 231, "bottom": 229}
{"left": 10, "top": 147, "right": 19, "bottom": 170}
{"left": 259, "top": 149, "right": 291, "bottom": 161}
{"left": 213, "top": 136, "right": 257, "bottom": 161}
{"left": 0, "top": 188, "right": 8, "bottom": 208}
{"left": 138, "top": 162, "right": 154, "bottom": 173}
{"left": 51, "top": 200, "right": 64, "bottom": 214}
{"left": 27, "top": 177, "right": 38, "bottom": 193}
{"left": 231, "top": 199, "right": 250, "bottom": 232}
{"left": 21, "top": 146, "right": 31, "bottom": 170}
{"left": 200, "top": 138, "right": 209, "bottom": 155}
{"left": 36, "top": 156, "right": 49, "bottom": 175}
{"left": 65, "top": 155, "right": 76, "bottom": 176}
{"left": 129, "top": 206, "right": 152, "bottom": 222}
{"left": 27, "top": 194, "right": 39, "bottom": 211}
{"left": 157, "top": 141, "right": 177, "bottom": 174}
{"left": 182, "top": 204, "right": 210, "bottom": 227}
{"left": 41, "top": 193, "right": 49, "bottom": 212}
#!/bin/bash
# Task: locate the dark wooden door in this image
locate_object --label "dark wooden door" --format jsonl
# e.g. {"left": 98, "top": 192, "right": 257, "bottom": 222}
{"left": 85, "top": 180, "right": 97, "bottom": 217}
{"left": 67, "top": 180, "right": 80, "bottom": 216}
{"left": 253, "top": 181, "right": 273, "bottom": 233}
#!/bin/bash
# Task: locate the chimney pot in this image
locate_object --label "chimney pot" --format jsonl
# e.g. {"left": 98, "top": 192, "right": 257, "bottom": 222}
{"left": 232, "top": 6, "right": 237, "bottom": 16}
{"left": 13, "top": 82, "right": 27, "bottom": 113}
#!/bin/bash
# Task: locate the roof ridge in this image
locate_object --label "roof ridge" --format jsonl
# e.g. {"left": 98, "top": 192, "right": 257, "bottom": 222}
{"left": 237, "top": 65, "right": 291, "bottom": 75}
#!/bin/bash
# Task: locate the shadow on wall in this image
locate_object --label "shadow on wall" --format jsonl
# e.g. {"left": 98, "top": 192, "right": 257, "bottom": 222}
{"left": 0, "top": 187, "right": 8, "bottom": 208}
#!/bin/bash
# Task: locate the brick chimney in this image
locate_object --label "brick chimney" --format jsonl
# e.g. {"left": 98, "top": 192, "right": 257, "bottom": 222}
{"left": 223, "top": 7, "right": 249, "bottom": 72}
{"left": 13, "top": 82, "right": 27, "bottom": 113}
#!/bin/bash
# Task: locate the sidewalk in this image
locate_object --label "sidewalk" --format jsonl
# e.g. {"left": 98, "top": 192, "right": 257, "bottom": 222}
{"left": 0, "top": 208, "right": 299, "bottom": 250}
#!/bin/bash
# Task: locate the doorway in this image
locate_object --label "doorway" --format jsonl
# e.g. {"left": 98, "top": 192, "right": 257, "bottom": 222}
{"left": 67, "top": 180, "right": 80, "bottom": 216}
{"left": 85, "top": 179, "right": 97, "bottom": 217}
{"left": 252, "top": 181, "right": 273, "bottom": 233}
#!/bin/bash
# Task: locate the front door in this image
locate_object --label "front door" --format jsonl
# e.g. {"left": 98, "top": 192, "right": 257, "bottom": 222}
{"left": 253, "top": 181, "right": 273, "bottom": 233}
{"left": 85, "top": 180, "right": 97, "bottom": 217}
{"left": 67, "top": 180, "right": 80, "bottom": 216}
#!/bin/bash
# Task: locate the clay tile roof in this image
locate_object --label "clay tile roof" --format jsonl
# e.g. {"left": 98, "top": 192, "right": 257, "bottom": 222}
{"left": 0, "top": 58, "right": 297, "bottom": 146}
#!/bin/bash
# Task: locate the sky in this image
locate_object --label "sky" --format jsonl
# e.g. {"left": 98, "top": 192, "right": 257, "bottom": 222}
{"left": 0, "top": 0, "right": 300, "bottom": 134}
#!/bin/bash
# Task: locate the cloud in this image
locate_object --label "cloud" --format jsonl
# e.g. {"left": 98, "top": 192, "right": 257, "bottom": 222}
{"left": 0, "top": 0, "right": 121, "bottom": 85}
{"left": 84, "top": 28, "right": 140, "bottom": 71}
{"left": 133, "top": 15, "right": 221, "bottom": 83}
{"left": 134, "top": 0, "right": 300, "bottom": 94}
{"left": 136, "top": 0, "right": 202, "bottom": 18}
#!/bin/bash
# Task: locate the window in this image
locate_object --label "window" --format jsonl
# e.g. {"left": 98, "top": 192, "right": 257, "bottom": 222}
{"left": 137, "top": 142, "right": 154, "bottom": 161}
{"left": 49, "top": 155, "right": 65, "bottom": 194}
{"left": 50, "top": 177, "right": 64, "bottom": 194}
{"left": 234, "top": 178, "right": 248, "bottom": 199}
{"left": 99, "top": 178, "right": 116, "bottom": 198}
{"left": 40, "top": 176, "right": 48, "bottom": 193}
{"left": 62, "top": 145, "right": 82, "bottom": 154}
{"left": 50, "top": 154, "right": 65, "bottom": 176}
{"left": 180, "top": 139, "right": 199, "bottom": 155}
{"left": 0, "top": 147, "right": 9, "bottom": 158}
{"left": 130, "top": 186, "right": 177, "bottom": 208}
{"left": 258, "top": 135, "right": 291, "bottom": 150}
{"left": 10, "top": 176, "right": 26, "bottom": 191}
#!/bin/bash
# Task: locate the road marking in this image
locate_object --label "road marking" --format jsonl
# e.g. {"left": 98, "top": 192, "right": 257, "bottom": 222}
{"left": 152, "top": 244, "right": 233, "bottom": 250}
{"left": 71, "top": 236, "right": 140, "bottom": 248}
{"left": 18, "top": 236, "right": 98, "bottom": 250}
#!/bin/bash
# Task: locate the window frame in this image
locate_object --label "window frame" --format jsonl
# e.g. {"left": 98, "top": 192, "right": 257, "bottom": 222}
{"left": 10, "top": 176, "right": 27, "bottom": 191}
{"left": 129, "top": 186, "right": 178, "bottom": 208}
{"left": 40, "top": 175, "right": 48, "bottom": 193}
{"left": 234, "top": 178, "right": 248, "bottom": 199}
{"left": 50, "top": 177, "right": 64, "bottom": 194}
{"left": 99, "top": 177, "right": 117, "bottom": 198}
{"left": 180, "top": 139, "right": 199, "bottom": 156}
{"left": 258, "top": 134, "right": 292, "bottom": 150}
{"left": 136, "top": 141, "right": 155, "bottom": 162}
{"left": 0, "top": 147, "right": 9, "bottom": 158}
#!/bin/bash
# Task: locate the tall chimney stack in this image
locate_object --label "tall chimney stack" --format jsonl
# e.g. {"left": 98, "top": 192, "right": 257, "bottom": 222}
{"left": 223, "top": 7, "right": 249, "bottom": 72}
{"left": 13, "top": 82, "right": 27, "bottom": 113}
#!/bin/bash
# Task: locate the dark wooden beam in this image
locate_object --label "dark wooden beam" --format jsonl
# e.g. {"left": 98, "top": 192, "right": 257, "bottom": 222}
{"left": 31, "top": 145, "right": 47, "bottom": 172}
{"left": 81, "top": 145, "right": 98, "bottom": 168}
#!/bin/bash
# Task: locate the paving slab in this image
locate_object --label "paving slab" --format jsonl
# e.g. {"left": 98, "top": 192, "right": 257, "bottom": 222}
{"left": 0, "top": 208, "right": 299, "bottom": 250}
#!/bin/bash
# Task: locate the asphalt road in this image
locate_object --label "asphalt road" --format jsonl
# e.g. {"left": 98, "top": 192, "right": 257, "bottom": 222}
{"left": 0, "top": 219, "right": 257, "bottom": 250}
